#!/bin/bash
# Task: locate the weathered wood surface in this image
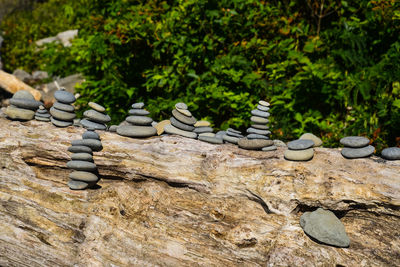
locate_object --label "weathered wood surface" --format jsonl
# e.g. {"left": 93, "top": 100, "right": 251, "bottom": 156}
{"left": 0, "top": 113, "right": 399, "bottom": 266}
{"left": 0, "top": 70, "right": 42, "bottom": 100}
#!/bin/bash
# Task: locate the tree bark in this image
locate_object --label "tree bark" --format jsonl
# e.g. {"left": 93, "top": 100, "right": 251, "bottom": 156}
{"left": 0, "top": 113, "right": 399, "bottom": 266}
{"left": 0, "top": 70, "right": 42, "bottom": 100}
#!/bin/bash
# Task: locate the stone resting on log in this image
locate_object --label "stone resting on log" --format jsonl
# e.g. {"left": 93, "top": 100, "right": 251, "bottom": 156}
{"left": 0, "top": 112, "right": 399, "bottom": 267}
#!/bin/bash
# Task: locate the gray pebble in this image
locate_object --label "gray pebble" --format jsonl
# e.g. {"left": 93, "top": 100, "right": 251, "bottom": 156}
{"left": 71, "top": 153, "right": 93, "bottom": 162}
{"left": 84, "top": 109, "right": 111, "bottom": 123}
{"left": 175, "top": 102, "right": 188, "bottom": 110}
{"left": 381, "top": 147, "right": 400, "bottom": 160}
{"left": 287, "top": 139, "right": 315, "bottom": 150}
{"left": 126, "top": 115, "right": 153, "bottom": 126}
{"left": 53, "top": 101, "right": 75, "bottom": 112}
{"left": 10, "top": 98, "right": 43, "bottom": 110}
{"left": 257, "top": 104, "right": 270, "bottom": 112}
{"left": 222, "top": 134, "right": 239, "bottom": 144}
{"left": 131, "top": 102, "right": 144, "bottom": 109}
{"left": 35, "top": 112, "right": 51, "bottom": 118}
{"left": 215, "top": 131, "right": 227, "bottom": 138}
{"left": 172, "top": 109, "right": 196, "bottom": 125}
{"left": 251, "top": 123, "right": 269, "bottom": 130}
{"left": 284, "top": 148, "right": 314, "bottom": 161}
{"left": 69, "top": 171, "right": 99, "bottom": 183}
{"left": 116, "top": 125, "right": 157, "bottom": 138}
{"left": 247, "top": 127, "right": 271, "bottom": 136}
{"left": 238, "top": 138, "right": 273, "bottom": 150}
{"left": 83, "top": 130, "right": 100, "bottom": 140}
{"left": 67, "top": 160, "right": 97, "bottom": 172}
{"left": 13, "top": 90, "right": 34, "bottom": 100}
{"left": 51, "top": 117, "right": 73, "bottom": 127}
{"left": 226, "top": 130, "right": 243, "bottom": 138}
{"left": 247, "top": 134, "right": 270, "bottom": 140}
{"left": 128, "top": 109, "right": 150, "bottom": 116}
{"left": 164, "top": 124, "right": 197, "bottom": 139}
{"left": 68, "top": 180, "right": 90, "bottom": 190}
{"left": 71, "top": 139, "right": 103, "bottom": 152}
{"left": 262, "top": 145, "right": 277, "bottom": 151}
{"left": 108, "top": 125, "right": 118, "bottom": 132}
{"left": 341, "top": 145, "right": 375, "bottom": 159}
{"left": 170, "top": 116, "right": 195, "bottom": 131}
{"left": 88, "top": 102, "right": 105, "bottom": 112}
{"left": 250, "top": 116, "right": 269, "bottom": 124}
{"left": 80, "top": 119, "right": 107, "bottom": 130}
{"left": 251, "top": 109, "right": 270, "bottom": 118}
{"left": 258, "top": 100, "right": 270, "bottom": 107}
{"left": 340, "top": 136, "right": 370, "bottom": 148}
{"left": 227, "top": 128, "right": 241, "bottom": 134}
{"left": 198, "top": 135, "right": 223, "bottom": 144}
{"left": 54, "top": 90, "right": 76, "bottom": 104}
{"left": 194, "top": 126, "right": 213, "bottom": 134}
{"left": 50, "top": 107, "right": 76, "bottom": 121}
{"left": 35, "top": 116, "right": 50, "bottom": 122}
{"left": 68, "top": 145, "right": 93, "bottom": 154}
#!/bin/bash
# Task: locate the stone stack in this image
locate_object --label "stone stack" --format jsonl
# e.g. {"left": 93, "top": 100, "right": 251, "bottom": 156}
{"left": 222, "top": 128, "right": 244, "bottom": 145}
{"left": 194, "top": 120, "right": 223, "bottom": 144}
{"left": 66, "top": 128, "right": 102, "bottom": 190}
{"left": 5, "top": 90, "right": 43, "bottom": 121}
{"left": 284, "top": 139, "right": 315, "bottom": 161}
{"left": 116, "top": 102, "right": 156, "bottom": 138}
{"left": 50, "top": 88, "right": 76, "bottom": 127}
{"left": 238, "top": 100, "right": 275, "bottom": 151}
{"left": 340, "top": 136, "right": 374, "bottom": 159}
{"left": 34, "top": 105, "right": 51, "bottom": 122}
{"left": 81, "top": 102, "right": 111, "bottom": 130}
{"left": 164, "top": 103, "right": 197, "bottom": 139}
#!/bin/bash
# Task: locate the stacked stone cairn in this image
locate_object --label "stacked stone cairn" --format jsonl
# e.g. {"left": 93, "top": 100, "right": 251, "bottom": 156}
{"left": 222, "top": 128, "right": 243, "bottom": 145}
{"left": 81, "top": 102, "right": 111, "bottom": 130}
{"left": 340, "top": 136, "right": 374, "bottom": 159}
{"left": 238, "top": 100, "right": 275, "bottom": 151}
{"left": 164, "top": 102, "right": 197, "bottom": 139}
{"left": 116, "top": 102, "right": 156, "bottom": 138}
{"left": 5, "top": 90, "right": 43, "bottom": 121}
{"left": 284, "top": 139, "right": 315, "bottom": 161}
{"left": 35, "top": 105, "right": 50, "bottom": 122}
{"left": 66, "top": 128, "right": 102, "bottom": 190}
{"left": 194, "top": 120, "right": 223, "bottom": 144}
{"left": 50, "top": 88, "right": 76, "bottom": 127}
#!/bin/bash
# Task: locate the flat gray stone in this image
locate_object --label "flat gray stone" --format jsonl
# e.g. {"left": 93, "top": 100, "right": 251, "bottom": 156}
{"left": 247, "top": 134, "right": 270, "bottom": 140}
{"left": 226, "top": 130, "right": 244, "bottom": 138}
{"left": 274, "top": 139, "right": 287, "bottom": 147}
{"left": 227, "top": 128, "right": 241, "bottom": 134}
{"left": 341, "top": 146, "right": 374, "bottom": 159}
{"left": 288, "top": 139, "right": 315, "bottom": 150}
{"left": 251, "top": 123, "right": 269, "bottom": 130}
{"left": 50, "top": 107, "right": 76, "bottom": 121}
{"left": 10, "top": 98, "right": 43, "bottom": 110}
{"left": 71, "top": 139, "right": 103, "bottom": 152}
{"left": 67, "top": 160, "right": 97, "bottom": 172}
{"left": 215, "top": 131, "right": 226, "bottom": 138}
{"left": 194, "top": 126, "right": 213, "bottom": 134}
{"left": 73, "top": 119, "right": 81, "bottom": 127}
{"left": 258, "top": 100, "right": 270, "bottom": 107}
{"left": 300, "top": 208, "right": 350, "bottom": 247}
{"left": 116, "top": 125, "right": 157, "bottom": 138}
{"left": 175, "top": 102, "right": 188, "bottom": 110}
{"left": 68, "top": 145, "right": 93, "bottom": 154}
{"left": 170, "top": 116, "right": 194, "bottom": 131}
{"left": 222, "top": 134, "right": 239, "bottom": 144}
{"left": 176, "top": 107, "right": 192, "bottom": 117}
{"left": 88, "top": 102, "right": 105, "bottom": 112}
{"left": 257, "top": 104, "right": 270, "bottom": 111}
{"left": 300, "top": 133, "right": 322, "bottom": 147}
{"left": 35, "top": 112, "right": 51, "bottom": 118}
{"left": 80, "top": 119, "right": 107, "bottom": 130}
{"left": 262, "top": 145, "right": 277, "bottom": 151}
{"left": 131, "top": 102, "right": 144, "bottom": 109}
{"left": 284, "top": 148, "right": 314, "bottom": 161}
{"left": 126, "top": 115, "right": 153, "bottom": 126}
{"left": 5, "top": 105, "right": 35, "bottom": 120}
{"left": 238, "top": 138, "right": 273, "bottom": 150}
{"left": 68, "top": 180, "right": 90, "bottom": 190}
{"left": 84, "top": 109, "right": 111, "bottom": 123}
{"left": 251, "top": 109, "right": 270, "bottom": 118}
{"left": 35, "top": 116, "right": 50, "bottom": 122}
{"left": 247, "top": 127, "right": 271, "bottom": 136}
{"left": 164, "top": 124, "right": 197, "bottom": 139}
{"left": 13, "top": 90, "right": 34, "bottom": 100}
{"left": 199, "top": 132, "right": 216, "bottom": 137}
{"left": 198, "top": 135, "right": 223, "bottom": 144}
{"left": 250, "top": 116, "right": 268, "bottom": 124}
{"left": 69, "top": 171, "right": 99, "bottom": 183}
{"left": 381, "top": 147, "right": 400, "bottom": 160}
{"left": 82, "top": 130, "right": 100, "bottom": 140}
{"left": 172, "top": 109, "right": 196, "bottom": 125}
{"left": 108, "top": 125, "right": 118, "bottom": 132}
{"left": 128, "top": 109, "right": 150, "bottom": 116}
{"left": 53, "top": 101, "right": 75, "bottom": 112}
{"left": 71, "top": 153, "right": 93, "bottom": 162}
{"left": 340, "top": 136, "right": 370, "bottom": 148}
{"left": 36, "top": 108, "right": 49, "bottom": 114}
{"left": 51, "top": 117, "right": 73, "bottom": 127}
{"left": 54, "top": 90, "right": 76, "bottom": 104}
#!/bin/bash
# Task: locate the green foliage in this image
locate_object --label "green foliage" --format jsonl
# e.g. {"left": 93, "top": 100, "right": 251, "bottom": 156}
{"left": 1, "top": 0, "right": 399, "bottom": 150}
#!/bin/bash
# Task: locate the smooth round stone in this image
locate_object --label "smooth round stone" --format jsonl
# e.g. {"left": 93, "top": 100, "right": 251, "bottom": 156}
{"left": 50, "top": 107, "right": 76, "bottom": 121}
{"left": 170, "top": 117, "right": 195, "bottom": 131}
{"left": 73, "top": 119, "right": 81, "bottom": 127}
{"left": 128, "top": 109, "right": 150, "bottom": 116}
{"left": 215, "top": 131, "right": 226, "bottom": 138}
{"left": 257, "top": 104, "right": 270, "bottom": 112}
{"left": 108, "top": 125, "right": 118, "bottom": 132}
{"left": 71, "top": 153, "right": 93, "bottom": 162}
{"left": 71, "top": 139, "right": 103, "bottom": 151}
{"left": 175, "top": 102, "right": 188, "bottom": 110}
{"left": 68, "top": 145, "right": 93, "bottom": 154}
{"left": 250, "top": 116, "right": 269, "bottom": 124}
{"left": 51, "top": 117, "right": 73, "bottom": 127}
{"left": 381, "top": 147, "right": 400, "bottom": 160}
{"left": 300, "top": 208, "right": 350, "bottom": 247}
{"left": 88, "top": 102, "right": 105, "bottom": 112}
{"left": 54, "top": 90, "right": 76, "bottom": 104}
{"left": 53, "top": 101, "right": 75, "bottom": 112}
{"left": 83, "top": 130, "right": 100, "bottom": 140}
{"left": 238, "top": 138, "right": 274, "bottom": 150}
{"left": 13, "top": 90, "right": 34, "bottom": 100}
{"left": 9, "top": 98, "right": 43, "bottom": 110}
{"left": 155, "top": 120, "right": 170, "bottom": 135}
{"left": 227, "top": 128, "right": 241, "bottom": 134}
{"left": 176, "top": 107, "right": 192, "bottom": 117}
{"left": 194, "top": 120, "right": 211, "bottom": 127}
{"left": 341, "top": 146, "right": 374, "bottom": 159}
{"left": 288, "top": 139, "right": 315, "bottom": 150}
{"left": 68, "top": 180, "right": 90, "bottom": 190}
{"left": 274, "top": 139, "right": 287, "bottom": 147}
{"left": 80, "top": 119, "right": 107, "bottom": 130}
{"left": 35, "top": 116, "right": 50, "bottom": 122}
{"left": 300, "top": 133, "right": 322, "bottom": 147}
{"left": 84, "top": 109, "right": 111, "bottom": 123}
{"left": 131, "top": 102, "right": 144, "bottom": 109}
{"left": 247, "top": 134, "right": 270, "bottom": 140}
{"left": 172, "top": 109, "right": 196, "bottom": 125}
{"left": 35, "top": 112, "right": 51, "bottom": 118}
{"left": 117, "top": 125, "right": 157, "bottom": 138}
{"left": 36, "top": 108, "right": 48, "bottom": 114}
{"left": 6, "top": 106, "right": 35, "bottom": 120}
{"left": 164, "top": 124, "right": 198, "bottom": 139}
{"left": 259, "top": 100, "right": 270, "bottom": 107}
{"left": 198, "top": 135, "right": 223, "bottom": 144}
{"left": 222, "top": 134, "right": 239, "bottom": 144}
{"left": 284, "top": 148, "right": 314, "bottom": 161}
{"left": 199, "top": 132, "right": 215, "bottom": 137}
{"left": 194, "top": 126, "right": 213, "bottom": 134}
{"left": 247, "top": 127, "right": 271, "bottom": 136}
{"left": 251, "top": 123, "right": 269, "bottom": 130}
{"left": 69, "top": 171, "right": 98, "bottom": 183}
{"left": 262, "top": 145, "right": 277, "bottom": 151}
{"left": 67, "top": 160, "right": 97, "bottom": 172}
{"left": 340, "top": 136, "right": 370, "bottom": 148}
{"left": 226, "top": 130, "right": 243, "bottom": 138}
{"left": 251, "top": 109, "right": 270, "bottom": 118}
{"left": 126, "top": 115, "right": 153, "bottom": 126}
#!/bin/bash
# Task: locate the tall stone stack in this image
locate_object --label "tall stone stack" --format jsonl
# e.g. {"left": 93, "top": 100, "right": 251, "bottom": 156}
{"left": 222, "top": 128, "right": 244, "bottom": 145}
{"left": 238, "top": 100, "right": 275, "bottom": 151}
{"left": 116, "top": 102, "right": 157, "bottom": 138}
{"left": 340, "top": 136, "right": 374, "bottom": 159}
{"left": 66, "top": 128, "right": 102, "bottom": 190}
{"left": 81, "top": 102, "right": 111, "bottom": 130}
{"left": 5, "top": 90, "right": 43, "bottom": 121}
{"left": 164, "top": 103, "right": 197, "bottom": 139}
{"left": 35, "top": 105, "right": 51, "bottom": 122}
{"left": 50, "top": 88, "right": 76, "bottom": 127}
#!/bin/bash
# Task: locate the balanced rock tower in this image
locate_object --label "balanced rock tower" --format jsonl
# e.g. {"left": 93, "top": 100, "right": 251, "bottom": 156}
{"left": 81, "top": 102, "right": 111, "bottom": 130}
{"left": 50, "top": 88, "right": 76, "bottom": 127}
{"left": 5, "top": 90, "right": 43, "bottom": 121}
{"left": 340, "top": 136, "right": 374, "bottom": 159}
{"left": 35, "top": 105, "right": 51, "bottom": 122}
{"left": 66, "top": 128, "right": 102, "bottom": 190}
{"left": 164, "top": 102, "right": 197, "bottom": 139}
{"left": 116, "top": 102, "right": 156, "bottom": 138}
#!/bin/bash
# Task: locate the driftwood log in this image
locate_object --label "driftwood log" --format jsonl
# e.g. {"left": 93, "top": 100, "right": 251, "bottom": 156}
{"left": 0, "top": 112, "right": 399, "bottom": 266}
{"left": 0, "top": 70, "right": 42, "bottom": 100}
